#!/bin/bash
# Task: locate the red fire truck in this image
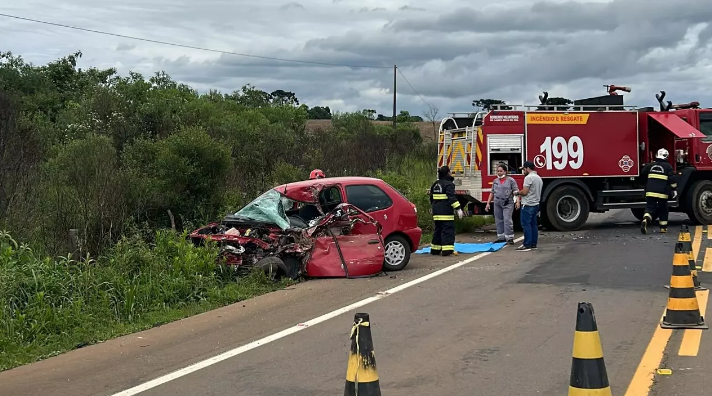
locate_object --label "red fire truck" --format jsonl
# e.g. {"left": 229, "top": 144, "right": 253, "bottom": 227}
{"left": 437, "top": 86, "right": 712, "bottom": 231}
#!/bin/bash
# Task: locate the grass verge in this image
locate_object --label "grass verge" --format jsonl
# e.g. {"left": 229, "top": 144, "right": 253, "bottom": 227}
{"left": 0, "top": 230, "right": 294, "bottom": 371}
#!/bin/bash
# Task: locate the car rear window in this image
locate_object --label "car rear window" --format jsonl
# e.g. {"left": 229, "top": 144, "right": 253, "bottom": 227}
{"left": 382, "top": 181, "right": 409, "bottom": 201}
{"left": 345, "top": 184, "right": 393, "bottom": 213}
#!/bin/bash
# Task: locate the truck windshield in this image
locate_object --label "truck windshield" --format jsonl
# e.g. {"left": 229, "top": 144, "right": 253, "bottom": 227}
{"left": 700, "top": 112, "right": 712, "bottom": 137}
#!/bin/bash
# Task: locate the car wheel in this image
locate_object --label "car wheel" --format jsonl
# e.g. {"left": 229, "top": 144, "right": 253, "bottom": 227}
{"left": 256, "top": 256, "right": 288, "bottom": 282}
{"left": 383, "top": 235, "right": 410, "bottom": 271}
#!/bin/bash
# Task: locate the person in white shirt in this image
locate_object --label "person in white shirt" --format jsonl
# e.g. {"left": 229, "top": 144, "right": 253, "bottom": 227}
{"left": 513, "top": 161, "right": 543, "bottom": 251}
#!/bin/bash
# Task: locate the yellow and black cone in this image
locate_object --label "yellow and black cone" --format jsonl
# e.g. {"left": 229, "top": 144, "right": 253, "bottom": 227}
{"left": 344, "top": 313, "right": 381, "bottom": 396}
{"left": 678, "top": 225, "right": 693, "bottom": 254}
{"left": 675, "top": 226, "right": 707, "bottom": 291}
{"left": 660, "top": 242, "right": 709, "bottom": 330}
{"left": 687, "top": 251, "right": 707, "bottom": 291}
{"left": 569, "top": 302, "right": 612, "bottom": 396}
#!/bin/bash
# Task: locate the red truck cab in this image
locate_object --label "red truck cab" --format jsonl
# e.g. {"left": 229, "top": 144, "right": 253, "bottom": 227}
{"left": 437, "top": 87, "right": 712, "bottom": 231}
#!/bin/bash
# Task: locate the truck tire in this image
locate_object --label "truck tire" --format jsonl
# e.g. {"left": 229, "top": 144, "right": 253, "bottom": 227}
{"left": 685, "top": 180, "right": 712, "bottom": 225}
{"left": 544, "top": 185, "right": 590, "bottom": 231}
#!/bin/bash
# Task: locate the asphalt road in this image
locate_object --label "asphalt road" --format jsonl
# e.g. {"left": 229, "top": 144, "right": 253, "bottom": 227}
{"left": 1, "top": 209, "right": 711, "bottom": 395}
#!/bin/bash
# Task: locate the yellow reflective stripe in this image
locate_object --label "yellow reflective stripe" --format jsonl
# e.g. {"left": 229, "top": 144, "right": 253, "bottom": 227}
{"left": 649, "top": 173, "right": 668, "bottom": 180}
{"left": 451, "top": 201, "right": 461, "bottom": 208}
{"left": 572, "top": 331, "right": 604, "bottom": 359}
{"left": 670, "top": 275, "right": 694, "bottom": 288}
{"left": 433, "top": 215, "right": 455, "bottom": 221}
{"left": 646, "top": 192, "right": 668, "bottom": 198}
{"left": 430, "top": 244, "right": 441, "bottom": 249}
{"left": 667, "top": 297, "right": 701, "bottom": 311}
{"left": 568, "top": 386, "right": 612, "bottom": 396}
{"left": 432, "top": 194, "right": 448, "bottom": 200}
{"left": 659, "top": 220, "right": 668, "bottom": 225}
{"left": 441, "top": 245, "right": 455, "bottom": 251}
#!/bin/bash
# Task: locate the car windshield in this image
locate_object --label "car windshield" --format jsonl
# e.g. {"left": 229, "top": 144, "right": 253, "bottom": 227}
{"left": 233, "top": 189, "right": 296, "bottom": 230}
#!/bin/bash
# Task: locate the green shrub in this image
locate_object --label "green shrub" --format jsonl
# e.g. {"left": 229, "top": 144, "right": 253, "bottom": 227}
{"left": 0, "top": 230, "right": 290, "bottom": 370}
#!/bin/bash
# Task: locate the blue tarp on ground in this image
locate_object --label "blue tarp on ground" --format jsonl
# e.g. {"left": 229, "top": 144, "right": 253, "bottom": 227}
{"left": 415, "top": 242, "right": 507, "bottom": 254}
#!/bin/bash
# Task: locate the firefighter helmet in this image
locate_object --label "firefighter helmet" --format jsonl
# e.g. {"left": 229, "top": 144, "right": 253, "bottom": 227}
{"left": 309, "top": 169, "right": 325, "bottom": 180}
{"left": 656, "top": 148, "right": 669, "bottom": 160}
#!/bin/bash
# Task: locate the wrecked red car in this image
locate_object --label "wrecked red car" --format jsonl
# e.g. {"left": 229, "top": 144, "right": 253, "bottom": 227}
{"left": 190, "top": 177, "right": 419, "bottom": 279}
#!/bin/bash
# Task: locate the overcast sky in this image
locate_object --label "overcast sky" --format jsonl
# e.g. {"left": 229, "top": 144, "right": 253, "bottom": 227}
{"left": 2, "top": 0, "right": 712, "bottom": 118}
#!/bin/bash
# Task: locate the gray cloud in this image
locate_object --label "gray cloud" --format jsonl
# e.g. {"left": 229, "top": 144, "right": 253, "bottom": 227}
{"left": 399, "top": 5, "right": 426, "bottom": 11}
{"left": 280, "top": 3, "right": 305, "bottom": 10}
{"left": 116, "top": 43, "right": 136, "bottom": 51}
{"left": 388, "top": 0, "right": 712, "bottom": 34}
{"left": 2, "top": 0, "right": 712, "bottom": 117}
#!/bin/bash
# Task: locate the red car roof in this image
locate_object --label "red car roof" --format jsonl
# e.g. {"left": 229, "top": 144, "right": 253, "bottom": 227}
{"left": 273, "top": 177, "right": 384, "bottom": 202}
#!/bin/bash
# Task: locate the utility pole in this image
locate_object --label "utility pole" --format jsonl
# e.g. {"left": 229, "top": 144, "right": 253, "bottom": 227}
{"left": 392, "top": 64, "right": 397, "bottom": 131}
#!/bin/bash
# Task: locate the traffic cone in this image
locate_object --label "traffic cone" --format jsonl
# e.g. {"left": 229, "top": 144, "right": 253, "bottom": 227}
{"left": 679, "top": 225, "right": 693, "bottom": 252}
{"left": 569, "top": 302, "right": 612, "bottom": 396}
{"left": 687, "top": 250, "right": 707, "bottom": 291}
{"left": 660, "top": 242, "right": 709, "bottom": 330}
{"left": 676, "top": 225, "right": 706, "bottom": 290}
{"left": 344, "top": 313, "right": 381, "bottom": 396}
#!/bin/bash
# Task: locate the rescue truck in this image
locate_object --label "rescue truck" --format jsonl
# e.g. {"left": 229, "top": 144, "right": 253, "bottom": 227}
{"left": 437, "top": 86, "right": 712, "bottom": 231}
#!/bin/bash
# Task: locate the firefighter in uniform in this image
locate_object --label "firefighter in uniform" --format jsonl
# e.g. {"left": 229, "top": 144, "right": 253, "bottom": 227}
{"left": 429, "top": 165, "right": 464, "bottom": 256}
{"left": 640, "top": 148, "right": 677, "bottom": 234}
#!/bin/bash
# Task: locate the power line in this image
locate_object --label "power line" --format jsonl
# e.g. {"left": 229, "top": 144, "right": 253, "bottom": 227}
{"left": 396, "top": 67, "right": 432, "bottom": 108}
{"left": 0, "top": 13, "right": 392, "bottom": 69}
{"left": 1, "top": 13, "right": 436, "bottom": 109}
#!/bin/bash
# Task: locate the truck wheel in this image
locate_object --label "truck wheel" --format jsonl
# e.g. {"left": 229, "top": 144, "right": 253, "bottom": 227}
{"left": 544, "top": 185, "right": 590, "bottom": 231}
{"left": 685, "top": 180, "right": 712, "bottom": 225}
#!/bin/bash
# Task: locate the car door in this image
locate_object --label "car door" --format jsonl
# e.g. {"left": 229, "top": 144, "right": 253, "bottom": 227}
{"left": 343, "top": 184, "right": 396, "bottom": 236}
{"left": 306, "top": 205, "right": 385, "bottom": 278}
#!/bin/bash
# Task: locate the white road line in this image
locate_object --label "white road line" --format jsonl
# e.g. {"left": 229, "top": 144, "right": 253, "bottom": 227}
{"left": 110, "top": 236, "right": 524, "bottom": 396}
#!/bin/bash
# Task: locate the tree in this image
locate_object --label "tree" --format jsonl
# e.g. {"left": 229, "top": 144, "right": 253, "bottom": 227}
{"left": 232, "top": 84, "right": 271, "bottom": 108}
{"left": 423, "top": 104, "right": 440, "bottom": 141}
{"left": 361, "top": 109, "right": 377, "bottom": 120}
{"left": 307, "top": 105, "right": 332, "bottom": 119}
{"left": 396, "top": 110, "right": 423, "bottom": 123}
{"left": 374, "top": 110, "right": 423, "bottom": 123}
{"left": 472, "top": 98, "right": 511, "bottom": 110}
{"left": 269, "top": 89, "right": 299, "bottom": 106}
